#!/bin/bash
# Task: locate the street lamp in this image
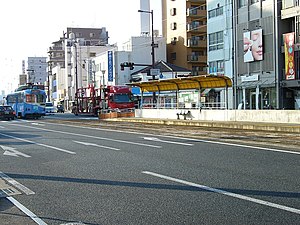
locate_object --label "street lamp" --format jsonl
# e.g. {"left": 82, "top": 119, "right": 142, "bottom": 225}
{"left": 69, "top": 32, "right": 79, "bottom": 101}
{"left": 73, "top": 42, "right": 79, "bottom": 94}
{"left": 47, "top": 63, "right": 52, "bottom": 102}
{"left": 138, "top": 9, "right": 157, "bottom": 105}
{"left": 101, "top": 70, "right": 106, "bottom": 88}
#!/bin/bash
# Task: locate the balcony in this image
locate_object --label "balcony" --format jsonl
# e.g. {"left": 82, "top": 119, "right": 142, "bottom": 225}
{"left": 186, "top": 0, "right": 206, "bottom": 3}
{"left": 187, "top": 8, "right": 206, "bottom": 18}
{"left": 187, "top": 55, "right": 207, "bottom": 63}
{"left": 48, "top": 46, "right": 64, "bottom": 53}
{"left": 187, "top": 24, "right": 206, "bottom": 33}
{"left": 187, "top": 39, "right": 207, "bottom": 48}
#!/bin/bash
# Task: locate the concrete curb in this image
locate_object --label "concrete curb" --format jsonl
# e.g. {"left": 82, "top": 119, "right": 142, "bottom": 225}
{"left": 107, "top": 117, "right": 300, "bottom": 133}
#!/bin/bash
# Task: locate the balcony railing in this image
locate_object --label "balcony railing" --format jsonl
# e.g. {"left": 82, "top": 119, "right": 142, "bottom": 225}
{"left": 187, "top": 24, "right": 207, "bottom": 33}
{"left": 187, "top": 55, "right": 207, "bottom": 63}
{"left": 187, "top": 39, "right": 207, "bottom": 48}
{"left": 187, "top": 8, "right": 206, "bottom": 17}
{"left": 186, "top": 0, "right": 206, "bottom": 3}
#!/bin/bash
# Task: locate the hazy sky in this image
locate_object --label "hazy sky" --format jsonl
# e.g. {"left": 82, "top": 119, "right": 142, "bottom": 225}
{"left": 0, "top": 0, "right": 162, "bottom": 93}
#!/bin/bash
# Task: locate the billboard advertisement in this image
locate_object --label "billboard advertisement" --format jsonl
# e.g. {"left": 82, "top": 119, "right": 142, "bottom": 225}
{"left": 283, "top": 32, "right": 295, "bottom": 80}
{"left": 243, "top": 29, "right": 263, "bottom": 63}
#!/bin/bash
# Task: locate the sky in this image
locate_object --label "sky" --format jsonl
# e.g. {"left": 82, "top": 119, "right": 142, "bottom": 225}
{"left": 0, "top": 0, "right": 162, "bottom": 94}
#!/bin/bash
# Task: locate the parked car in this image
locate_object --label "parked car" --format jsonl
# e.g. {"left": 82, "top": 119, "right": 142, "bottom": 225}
{"left": 56, "top": 104, "right": 65, "bottom": 113}
{"left": 45, "top": 102, "right": 55, "bottom": 115}
{"left": 0, "top": 105, "right": 16, "bottom": 120}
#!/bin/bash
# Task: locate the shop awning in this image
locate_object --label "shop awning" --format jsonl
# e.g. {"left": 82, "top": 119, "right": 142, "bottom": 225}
{"left": 127, "top": 75, "right": 232, "bottom": 92}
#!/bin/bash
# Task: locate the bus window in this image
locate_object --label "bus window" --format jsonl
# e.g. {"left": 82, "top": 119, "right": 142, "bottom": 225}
{"left": 7, "top": 95, "right": 16, "bottom": 104}
{"left": 26, "top": 94, "right": 34, "bottom": 103}
{"left": 36, "top": 94, "right": 46, "bottom": 103}
{"left": 18, "top": 93, "right": 23, "bottom": 103}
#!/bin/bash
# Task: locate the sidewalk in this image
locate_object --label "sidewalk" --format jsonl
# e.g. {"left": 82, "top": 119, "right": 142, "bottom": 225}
{"left": 109, "top": 117, "right": 300, "bottom": 133}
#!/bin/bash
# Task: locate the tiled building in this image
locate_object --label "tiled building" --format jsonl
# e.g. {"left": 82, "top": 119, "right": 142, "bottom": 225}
{"left": 162, "top": 0, "right": 207, "bottom": 76}
{"left": 234, "top": 0, "right": 300, "bottom": 109}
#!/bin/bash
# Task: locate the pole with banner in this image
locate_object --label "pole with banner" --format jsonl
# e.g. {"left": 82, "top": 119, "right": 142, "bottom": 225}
{"left": 284, "top": 32, "right": 295, "bottom": 80}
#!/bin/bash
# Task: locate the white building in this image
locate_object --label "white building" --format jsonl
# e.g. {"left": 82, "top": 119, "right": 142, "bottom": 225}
{"left": 207, "top": 0, "right": 234, "bottom": 108}
{"left": 27, "top": 57, "right": 48, "bottom": 84}
{"left": 61, "top": 33, "right": 115, "bottom": 108}
{"left": 89, "top": 36, "right": 166, "bottom": 89}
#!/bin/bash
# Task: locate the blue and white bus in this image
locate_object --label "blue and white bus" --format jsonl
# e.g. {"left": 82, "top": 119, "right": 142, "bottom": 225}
{"left": 6, "top": 84, "right": 47, "bottom": 119}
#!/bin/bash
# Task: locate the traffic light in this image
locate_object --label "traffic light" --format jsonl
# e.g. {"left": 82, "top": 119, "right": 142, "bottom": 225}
{"left": 120, "top": 62, "right": 134, "bottom": 70}
{"left": 128, "top": 62, "right": 134, "bottom": 70}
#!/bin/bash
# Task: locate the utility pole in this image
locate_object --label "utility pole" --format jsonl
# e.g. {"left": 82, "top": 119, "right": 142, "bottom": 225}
{"left": 138, "top": 9, "right": 157, "bottom": 106}
{"left": 47, "top": 63, "right": 52, "bottom": 102}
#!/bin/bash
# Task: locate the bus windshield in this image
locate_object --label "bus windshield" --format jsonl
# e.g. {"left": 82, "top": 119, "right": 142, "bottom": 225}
{"left": 112, "top": 94, "right": 132, "bottom": 103}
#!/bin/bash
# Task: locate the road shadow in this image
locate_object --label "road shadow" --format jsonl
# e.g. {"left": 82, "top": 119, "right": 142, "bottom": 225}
{"left": 6, "top": 172, "right": 300, "bottom": 199}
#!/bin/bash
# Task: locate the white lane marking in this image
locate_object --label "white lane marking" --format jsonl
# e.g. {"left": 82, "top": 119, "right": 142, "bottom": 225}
{"left": 31, "top": 123, "right": 44, "bottom": 126}
{"left": 0, "top": 125, "right": 5, "bottom": 128}
{"left": 0, "top": 132, "right": 76, "bottom": 155}
{"left": 73, "top": 140, "right": 120, "bottom": 151}
{"left": 10, "top": 124, "right": 162, "bottom": 149}
{"left": 1, "top": 145, "right": 31, "bottom": 158}
{"left": 35, "top": 121, "right": 300, "bottom": 156}
{"left": 142, "top": 171, "right": 300, "bottom": 215}
{"left": 191, "top": 139, "right": 300, "bottom": 155}
{"left": 0, "top": 171, "right": 35, "bottom": 195}
{"left": 7, "top": 197, "right": 47, "bottom": 225}
{"left": 142, "top": 137, "right": 193, "bottom": 146}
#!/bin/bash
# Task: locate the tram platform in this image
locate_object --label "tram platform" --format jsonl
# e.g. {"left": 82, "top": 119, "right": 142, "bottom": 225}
{"left": 108, "top": 117, "right": 300, "bottom": 133}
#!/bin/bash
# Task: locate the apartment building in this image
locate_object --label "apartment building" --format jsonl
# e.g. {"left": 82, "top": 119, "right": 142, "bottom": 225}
{"left": 47, "top": 27, "right": 109, "bottom": 106}
{"left": 27, "top": 57, "right": 48, "bottom": 84}
{"left": 162, "top": 0, "right": 207, "bottom": 76}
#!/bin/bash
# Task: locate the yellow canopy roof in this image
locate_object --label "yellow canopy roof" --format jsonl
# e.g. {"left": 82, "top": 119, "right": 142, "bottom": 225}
{"left": 128, "top": 75, "right": 232, "bottom": 92}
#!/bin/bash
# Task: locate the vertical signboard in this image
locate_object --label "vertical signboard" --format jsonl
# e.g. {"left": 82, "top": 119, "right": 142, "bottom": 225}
{"left": 284, "top": 32, "right": 295, "bottom": 80}
{"left": 88, "top": 59, "right": 93, "bottom": 84}
{"left": 108, "top": 51, "right": 113, "bottom": 82}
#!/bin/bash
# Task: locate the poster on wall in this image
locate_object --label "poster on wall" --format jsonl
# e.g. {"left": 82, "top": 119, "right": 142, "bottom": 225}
{"left": 243, "top": 29, "right": 263, "bottom": 63}
{"left": 284, "top": 32, "right": 295, "bottom": 80}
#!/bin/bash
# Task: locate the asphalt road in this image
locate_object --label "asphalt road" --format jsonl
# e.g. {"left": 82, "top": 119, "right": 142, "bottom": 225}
{"left": 0, "top": 114, "right": 299, "bottom": 225}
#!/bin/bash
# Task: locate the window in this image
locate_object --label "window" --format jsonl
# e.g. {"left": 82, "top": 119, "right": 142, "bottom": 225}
{"left": 188, "top": 21, "right": 206, "bottom": 31}
{"left": 238, "top": 0, "right": 247, "bottom": 8}
{"left": 251, "top": 0, "right": 259, "bottom": 4}
{"left": 208, "top": 6, "right": 223, "bottom": 19}
{"left": 171, "top": 22, "right": 177, "bottom": 30}
{"left": 171, "top": 52, "right": 176, "bottom": 60}
{"left": 209, "top": 31, "right": 224, "bottom": 51}
{"left": 209, "top": 60, "right": 224, "bottom": 73}
{"left": 171, "top": 37, "right": 177, "bottom": 45}
{"left": 170, "top": 8, "right": 176, "bottom": 16}
{"left": 189, "top": 7, "right": 198, "bottom": 16}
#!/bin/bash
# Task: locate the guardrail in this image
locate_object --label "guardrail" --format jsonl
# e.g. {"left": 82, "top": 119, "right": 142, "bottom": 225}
{"left": 140, "top": 102, "right": 226, "bottom": 110}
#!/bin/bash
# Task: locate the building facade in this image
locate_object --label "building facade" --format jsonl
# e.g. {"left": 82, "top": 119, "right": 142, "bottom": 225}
{"left": 92, "top": 35, "right": 167, "bottom": 88}
{"left": 47, "top": 27, "right": 110, "bottom": 107}
{"left": 233, "top": 0, "right": 300, "bottom": 110}
{"left": 207, "top": 0, "right": 234, "bottom": 108}
{"left": 162, "top": 0, "right": 207, "bottom": 76}
{"left": 27, "top": 57, "right": 48, "bottom": 84}
{"left": 281, "top": 0, "right": 300, "bottom": 109}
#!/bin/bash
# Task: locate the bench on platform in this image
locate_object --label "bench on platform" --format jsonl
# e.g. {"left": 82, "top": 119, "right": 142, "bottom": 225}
{"left": 176, "top": 110, "right": 192, "bottom": 120}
